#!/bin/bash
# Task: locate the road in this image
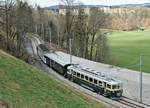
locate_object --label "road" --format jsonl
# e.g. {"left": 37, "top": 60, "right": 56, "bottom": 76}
{"left": 24, "top": 34, "right": 150, "bottom": 107}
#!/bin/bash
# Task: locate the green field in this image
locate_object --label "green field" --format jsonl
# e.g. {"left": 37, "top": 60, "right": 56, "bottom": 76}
{"left": 0, "top": 50, "right": 106, "bottom": 108}
{"left": 108, "top": 30, "right": 150, "bottom": 73}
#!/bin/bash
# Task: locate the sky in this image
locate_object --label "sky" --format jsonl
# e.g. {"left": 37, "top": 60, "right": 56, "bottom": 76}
{"left": 28, "top": 0, "right": 150, "bottom": 7}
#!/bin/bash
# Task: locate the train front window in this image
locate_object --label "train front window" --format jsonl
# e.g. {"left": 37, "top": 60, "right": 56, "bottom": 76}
{"left": 112, "top": 85, "right": 117, "bottom": 89}
{"left": 112, "top": 85, "right": 120, "bottom": 89}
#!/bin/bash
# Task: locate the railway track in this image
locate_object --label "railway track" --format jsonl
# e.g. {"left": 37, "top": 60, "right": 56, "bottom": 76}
{"left": 119, "top": 99, "right": 144, "bottom": 108}
{"left": 123, "top": 96, "right": 150, "bottom": 107}
{"left": 118, "top": 96, "right": 150, "bottom": 108}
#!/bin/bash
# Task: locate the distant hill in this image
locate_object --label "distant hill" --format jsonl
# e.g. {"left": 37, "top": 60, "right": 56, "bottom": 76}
{"left": 47, "top": 3, "right": 150, "bottom": 9}
{"left": 48, "top": 5, "right": 109, "bottom": 9}
{"left": 0, "top": 50, "right": 106, "bottom": 108}
{"left": 114, "top": 3, "right": 150, "bottom": 8}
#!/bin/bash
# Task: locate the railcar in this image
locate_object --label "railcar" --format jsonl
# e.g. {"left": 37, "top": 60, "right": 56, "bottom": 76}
{"left": 67, "top": 64, "right": 123, "bottom": 99}
{"left": 44, "top": 53, "right": 71, "bottom": 76}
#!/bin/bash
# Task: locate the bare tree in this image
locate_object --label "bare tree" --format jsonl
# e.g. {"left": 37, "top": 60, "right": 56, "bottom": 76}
{"left": 61, "top": 0, "right": 76, "bottom": 50}
{"left": 95, "top": 33, "right": 110, "bottom": 63}
{"left": 55, "top": 14, "right": 66, "bottom": 48}
{"left": 88, "top": 8, "right": 109, "bottom": 60}
{"left": 73, "top": 5, "right": 86, "bottom": 57}
{"left": 11, "top": 0, "right": 34, "bottom": 56}
{"left": 3, "top": 0, "right": 15, "bottom": 50}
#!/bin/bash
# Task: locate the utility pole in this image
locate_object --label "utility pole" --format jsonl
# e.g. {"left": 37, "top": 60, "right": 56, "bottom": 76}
{"left": 69, "top": 37, "right": 73, "bottom": 81}
{"left": 49, "top": 21, "right": 53, "bottom": 48}
{"left": 41, "top": 23, "right": 44, "bottom": 40}
{"left": 35, "top": 25, "right": 37, "bottom": 34}
{"left": 49, "top": 27, "right": 51, "bottom": 48}
{"left": 69, "top": 38, "right": 73, "bottom": 64}
{"left": 140, "top": 54, "right": 143, "bottom": 103}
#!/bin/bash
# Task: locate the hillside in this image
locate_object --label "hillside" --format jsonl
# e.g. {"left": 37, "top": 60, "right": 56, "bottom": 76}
{"left": 109, "top": 30, "right": 150, "bottom": 73}
{"left": 47, "top": 3, "right": 150, "bottom": 9}
{"left": 0, "top": 50, "right": 107, "bottom": 108}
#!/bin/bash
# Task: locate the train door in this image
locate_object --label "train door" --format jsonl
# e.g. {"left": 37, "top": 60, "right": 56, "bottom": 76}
{"left": 104, "top": 82, "right": 106, "bottom": 88}
{"left": 45, "top": 57, "right": 50, "bottom": 67}
{"left": 50, "top": 60, "right": 52, "bottom": 67}
{"left": 104, "top": 82, "right": 107, "bottom": 93}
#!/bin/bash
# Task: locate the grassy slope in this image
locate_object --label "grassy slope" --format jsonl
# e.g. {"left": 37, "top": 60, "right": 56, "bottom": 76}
{"left": 0, "top": 50, "right": 106, "bottom": 108}
{"left": 109, "top": 30, "right": 150, "bottom": 73}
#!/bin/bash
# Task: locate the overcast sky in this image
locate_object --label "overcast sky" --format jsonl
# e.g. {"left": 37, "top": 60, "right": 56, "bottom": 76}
{"left": 28, "top": 0, "right": 150, "bottom": 7}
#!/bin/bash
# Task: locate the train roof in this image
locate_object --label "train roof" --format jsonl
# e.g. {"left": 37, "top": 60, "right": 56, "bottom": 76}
{"left": 38, "top": 44, "right": 49, "bottom": 52}
{"left": 68, "top": 64, "right": 122, "bottom": 85}
{"left": 44, "top": 53, "right": 71, "bottom": 66}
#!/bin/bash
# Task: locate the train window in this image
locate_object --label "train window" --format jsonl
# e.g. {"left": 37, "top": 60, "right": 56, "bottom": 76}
{"left": 81, "top": 74, "right": 84, "bottom": 79}
{"left": 85, "top": 76, "right": 88, "bottom": 80}
{"left": 73, "top": 71, "right": 76, "bottom": 76}
{"left": 107, "top": 84, "right": 111, "bottom": 89}
{"left": 99, "top": 81, "right": 102, "bottom": 85}
{"left": 89, "top": 77, "right": 93, "bottom": 83}
{"left": 77, "top": 73, "right": 80, "bottom": 77}
{"left": 94, "top": 79, "right": 97, "bottom": 84}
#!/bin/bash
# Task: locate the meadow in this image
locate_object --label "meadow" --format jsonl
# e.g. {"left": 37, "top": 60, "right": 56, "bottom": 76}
{"left": 108, "top": 30, "right": 150, "bottom": 73}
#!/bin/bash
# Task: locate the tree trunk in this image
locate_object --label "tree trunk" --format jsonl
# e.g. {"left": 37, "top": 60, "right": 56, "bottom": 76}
{"left": 5, "top": 2, "right": 9, "bottom": 51}
{"left": 90, "top": 34, "right": 95, "bottom": 60}
{"left": 84, "top": 35, "right": 89, "bottom": 59}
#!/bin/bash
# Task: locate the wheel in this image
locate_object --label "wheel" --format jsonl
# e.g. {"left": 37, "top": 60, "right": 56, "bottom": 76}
{"left": 70, "top": 77, "right": 74, "bottom": 82}
{"left": 98, "top": 91, "right": 103, "bottom": 95}
{"left": 63, "top": 73, "right": 67, "bottom": 78}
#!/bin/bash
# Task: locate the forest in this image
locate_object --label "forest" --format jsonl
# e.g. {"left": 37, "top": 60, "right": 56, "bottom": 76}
{"left": 0, "top": 0, "right": 150, "bottom": 64}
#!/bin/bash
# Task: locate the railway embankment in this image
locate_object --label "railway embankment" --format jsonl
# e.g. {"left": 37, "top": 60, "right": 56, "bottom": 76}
{"left": 0, "top": 50, "right": 108, "bottom": 108}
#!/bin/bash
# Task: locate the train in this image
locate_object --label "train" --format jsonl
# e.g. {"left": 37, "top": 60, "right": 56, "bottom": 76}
{"left": 37, "top": 44, "right": 123, "bottom": 100}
